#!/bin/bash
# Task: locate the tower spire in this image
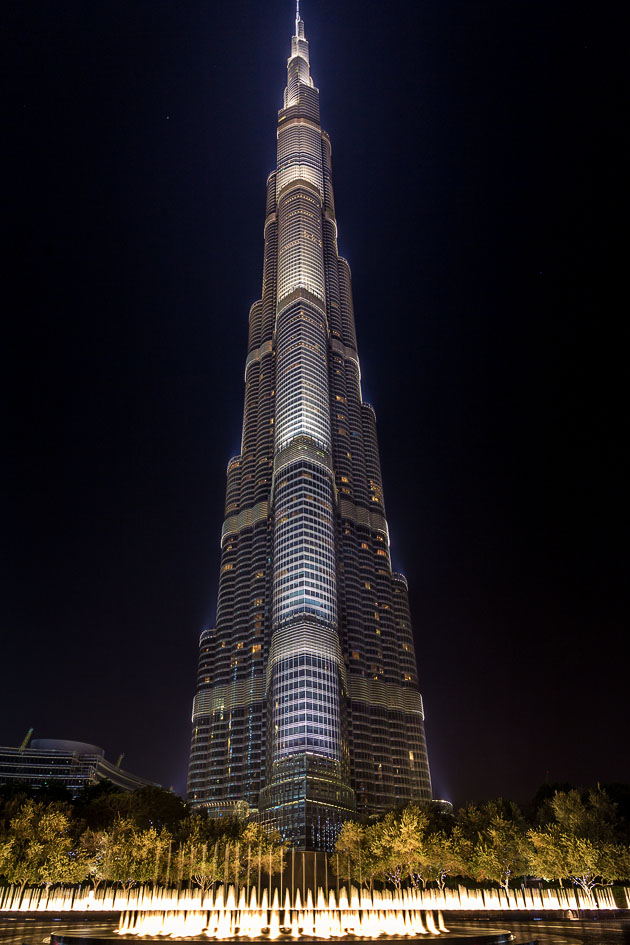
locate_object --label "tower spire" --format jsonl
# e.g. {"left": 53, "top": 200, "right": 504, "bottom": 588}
{"left": 295, "top": 0, "right": 300, "bottom": 36}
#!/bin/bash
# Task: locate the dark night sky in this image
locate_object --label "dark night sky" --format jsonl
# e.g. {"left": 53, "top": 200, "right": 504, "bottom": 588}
{"left": 3, "top": 1, "right": 625, "bottom": 807}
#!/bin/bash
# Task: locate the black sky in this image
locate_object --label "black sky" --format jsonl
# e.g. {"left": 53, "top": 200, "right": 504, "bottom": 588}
{"left": 3, "top": 0, "right": 625, "bottom": 808}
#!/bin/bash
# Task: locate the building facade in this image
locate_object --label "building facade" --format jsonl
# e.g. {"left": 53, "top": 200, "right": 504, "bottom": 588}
{"left": 188, "top": 7, "right": 432, "bottom": 850}
{"left": 0, "top": 737, "right": 158, "bottom": 797}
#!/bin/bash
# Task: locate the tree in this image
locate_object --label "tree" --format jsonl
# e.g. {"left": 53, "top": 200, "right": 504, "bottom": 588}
{"left": 239, "top": 822, "right": 287, "bottom": 885}
{"left": 80, "top": 791, "right": 137, "bottom": 832}
{"left": 547, "top": 788, "right": 617, "bottom": 844}
{"left": 528, "top": 788, "right": 630, "bottom": 893}
{"left": 472, "top": 818, "right": 529, "bottom": 892}
{"left": 78, "top": 829, "right": 110, "bottom": 891}
{"left": 392, "top": 805, "right": 430, "bottom": 888}
{"left": 178, "top": 816, "right": 226, "bottom": 891}
{"left": 101, "top": 818, "right": 171, "bottom": 889}
{"left": 329, "top": 821, "right": 381, "bottom": 892}
{"left": 364, "top": 806, "right": 430, "bottom": 890}
{"left": 424, "top": 826, "right": 472, "bottom": 890}
{"left": 330, "top": 821, "right": 363, "bottom": 887}
{"left": 601, "top": 784, "right": 630, "bottom": 844}
{"left": 79, "top": 785, "right": 187, "bottom": 833}
{"left": 461, "top": 801, "right": 529, "bottom": 892}
{"left": 175, "top": 821, "right": 286, "bottom": 892}
{"left": 129, "top": 787, "right": 188, "bottom": 831}
{"left": 527, "top": 824, "right": 565, "bottom": 884}
{"left": 0, "top": 788, "right": 33, "bottom": 835}
{"left": 182, "top": 838, "right": 223, "bottom": 892}
{"left": 529, "top": 827, "right": 626, "bottom": 894}
{"left": 0, "top": 800, "right": 88, "bottom": 891}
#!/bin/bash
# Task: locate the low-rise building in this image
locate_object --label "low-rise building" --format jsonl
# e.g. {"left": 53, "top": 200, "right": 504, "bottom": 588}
{"left": 0, "top": 735, "right": 158, "bottom": 796}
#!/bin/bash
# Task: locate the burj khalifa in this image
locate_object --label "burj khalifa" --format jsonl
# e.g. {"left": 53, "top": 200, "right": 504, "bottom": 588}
{"left": 188, "top": 4, "right": 432, "bottom": 851}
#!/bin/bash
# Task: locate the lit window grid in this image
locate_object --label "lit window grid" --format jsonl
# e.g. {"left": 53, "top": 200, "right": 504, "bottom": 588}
{"left": 269, "top": 651, "right": 342, "bottom": 763}
{"left": 277, "top": 123, "right": 324, "bottom": 197}
{"left": 275, "top": 319, "right": 331, "bottom": 451}
{"left": 277, "top": 189, "right": 325, "bottom": 301}
{"left": 275, "top": 396, "right": 331, "bottom": 453}
{"left": 285, "top": 43, "right": 313, "bottom": 106}
{"left": 273, "top": 464, "right": 337, "bottom": 625}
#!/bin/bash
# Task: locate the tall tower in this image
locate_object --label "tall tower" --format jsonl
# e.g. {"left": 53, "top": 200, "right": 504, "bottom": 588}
{"left": 188, "top": 6, "right": 432, "bottom": 851}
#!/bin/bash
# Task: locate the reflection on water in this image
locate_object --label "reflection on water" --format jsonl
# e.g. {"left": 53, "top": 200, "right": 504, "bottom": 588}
{"left": 1, "top": 914, "right": 630, "bottom": 945}
{"left": 452, "top": 915, "right": 630, "bottom": 945}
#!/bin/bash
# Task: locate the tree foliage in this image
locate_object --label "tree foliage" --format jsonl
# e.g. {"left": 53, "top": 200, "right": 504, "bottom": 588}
{"left": 329, "top": 821, "right": 381, "bottom": 891}
{"left": 465, "top": 801, "right": 530, "bottom": 891}
{"left": 0, "top": 800, "right": 87, "bottom": 890}
{"left": 331, "top": 788, "right": 630, "bottom": 893}
{"left": 99, "top": 818, "right": 172, "bottom": 889}
{"left": 1, "top": 783, "right": 629, "bottom": 892}
{"left": 528, "top": 788, "right": 630, "bottom": 893}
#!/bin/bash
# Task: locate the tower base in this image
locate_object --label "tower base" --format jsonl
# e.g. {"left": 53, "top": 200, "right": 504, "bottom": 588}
{"left": 259, "top": 753, "right": 355, "bottom": 850}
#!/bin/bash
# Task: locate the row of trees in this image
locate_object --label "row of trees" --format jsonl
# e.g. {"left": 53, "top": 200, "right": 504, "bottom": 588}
{"left": 1, "top": 781, "right": 629, "bottom": 894}
{"left": 0, "top": 784, "right": 285, "bottom": 892}
{"left": 332, "top": 788, "right": 630, "bottom": 894}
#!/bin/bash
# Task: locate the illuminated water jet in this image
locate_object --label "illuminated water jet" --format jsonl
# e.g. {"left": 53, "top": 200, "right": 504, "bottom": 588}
{"left": 105, "top": 881, "right": 623, "bottom": 940}
{"left": 3, "top": 881, "right": 627, "bottom": 942}
{"left": 0, "top": 882, "right": 624, "bottom": 916}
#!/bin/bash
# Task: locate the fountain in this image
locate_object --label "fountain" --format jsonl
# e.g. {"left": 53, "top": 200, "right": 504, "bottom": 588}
{"left": 1, "top": 856, "right": 626, "bottom": 944}
{"left": 114, "top": 883, "right": 453, "bottom": 939}
{"left": 1, "top": 879, "right": 619, "bottom": 915}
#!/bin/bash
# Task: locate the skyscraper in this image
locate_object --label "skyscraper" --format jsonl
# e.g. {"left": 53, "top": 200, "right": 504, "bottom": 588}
{"left": 188, "top": 4, "right": 432, "bottom": 851}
